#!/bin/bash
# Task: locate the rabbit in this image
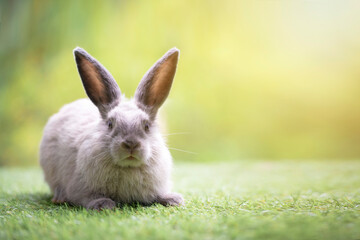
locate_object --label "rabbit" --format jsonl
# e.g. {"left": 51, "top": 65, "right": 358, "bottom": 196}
{"left": 39, "top": 47, "right": 184, "bottom": 210}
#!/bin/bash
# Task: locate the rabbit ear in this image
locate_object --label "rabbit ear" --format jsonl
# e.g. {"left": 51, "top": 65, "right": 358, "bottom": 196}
{"left": 135, "top": 48, "right": 179, "bottom": 118}
{"left": 74, "top": 47, "right": 121, "bottom": 117}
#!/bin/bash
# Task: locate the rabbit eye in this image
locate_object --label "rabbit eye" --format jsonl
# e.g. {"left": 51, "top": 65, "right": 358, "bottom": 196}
{"left": 107, "top": 120, "right": 113, "bottom": 129}
{"left": 144, "top": 123, "right": 150, "bottom": 132}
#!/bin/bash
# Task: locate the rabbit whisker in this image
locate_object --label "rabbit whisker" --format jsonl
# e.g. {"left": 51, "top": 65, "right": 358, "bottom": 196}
{"left": 91, "top": 150, "right": 110, "bottom": 160}
{"left": 168, "top": 147, "right": 197, "bottom": 155}
{"left": 162, "top": 132, "right": 192, "bottom": 136}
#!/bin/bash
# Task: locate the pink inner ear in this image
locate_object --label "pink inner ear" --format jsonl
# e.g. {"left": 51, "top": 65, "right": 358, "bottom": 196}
{"left": 79, "top": 57, "right": 108, "bottom": 104}
{"left": 147, "top": 53, "right": 178, "bottom": 107}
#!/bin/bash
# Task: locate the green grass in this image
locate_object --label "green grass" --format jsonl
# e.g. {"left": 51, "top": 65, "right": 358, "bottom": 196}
{"left": 1, "top": 160, "right": 360, "bottom": 240}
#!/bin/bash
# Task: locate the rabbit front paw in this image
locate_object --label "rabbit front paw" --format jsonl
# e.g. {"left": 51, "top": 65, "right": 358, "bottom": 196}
{"left": 86, "top": 198, "right": 116, "bottom": 210}
{"left": 157, "top": 193, "right": 184, "bottom": 206}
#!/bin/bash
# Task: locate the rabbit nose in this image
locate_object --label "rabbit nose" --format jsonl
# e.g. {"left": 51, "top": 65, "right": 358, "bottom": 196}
{"left": 121, "top": 140, "right": 140, "bottom": 152}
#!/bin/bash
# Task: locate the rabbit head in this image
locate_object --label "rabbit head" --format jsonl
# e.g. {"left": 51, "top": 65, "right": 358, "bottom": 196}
{"left": 74, "top": 47, "right": 179, "bottom": 167}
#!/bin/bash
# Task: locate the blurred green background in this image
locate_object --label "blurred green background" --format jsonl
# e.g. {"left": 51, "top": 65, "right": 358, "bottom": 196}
{"left": 1, "top": 1, "right": 360, "bottom": 166}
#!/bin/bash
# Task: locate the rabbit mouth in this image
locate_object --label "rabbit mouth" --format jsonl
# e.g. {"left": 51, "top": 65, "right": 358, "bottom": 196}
{"left": 126, "top": 156, "right": 137, "bottom": 160}
{"left": 121, "top": 154, "right": 140, "bottom": 162}
{"left": 114, "top": 154, "right": 144, "bottom": 167}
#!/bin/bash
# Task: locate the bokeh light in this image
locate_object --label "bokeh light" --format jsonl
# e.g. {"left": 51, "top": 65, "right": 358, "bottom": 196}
{"left": 1, "top": 1, "right": 360, "bottom": 166}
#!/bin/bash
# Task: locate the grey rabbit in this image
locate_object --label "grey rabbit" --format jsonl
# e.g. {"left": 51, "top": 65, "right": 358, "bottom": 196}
{"left": 39, "top": 47, "right": 183, "bottom": 210}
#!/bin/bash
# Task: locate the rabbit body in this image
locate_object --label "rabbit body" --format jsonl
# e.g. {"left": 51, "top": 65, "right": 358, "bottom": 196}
{"left": 40, "top": 47, "right": 183, "bottom": 209}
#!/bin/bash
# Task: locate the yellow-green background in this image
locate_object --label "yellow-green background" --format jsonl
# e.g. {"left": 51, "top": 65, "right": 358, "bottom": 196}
{"left": 1, "top": 1, "right": 360, "bottom": 166}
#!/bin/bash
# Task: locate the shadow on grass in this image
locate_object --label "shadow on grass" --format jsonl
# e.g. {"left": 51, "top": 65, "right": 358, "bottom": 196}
{"left": 1, "top": 192, "right": 154, "bottom": 213}
{"left": 1, "top": 192, "right": 61, "bottom": 211}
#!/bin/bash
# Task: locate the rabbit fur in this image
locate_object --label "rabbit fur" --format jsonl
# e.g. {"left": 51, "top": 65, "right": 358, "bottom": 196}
{"left": 39, "top": 47, "right": 183, "bottom": 210}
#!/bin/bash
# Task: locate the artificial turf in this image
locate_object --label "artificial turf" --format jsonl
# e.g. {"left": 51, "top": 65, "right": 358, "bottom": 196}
{"left": 1, "top": 160, "right": 359, "bottom": 240}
